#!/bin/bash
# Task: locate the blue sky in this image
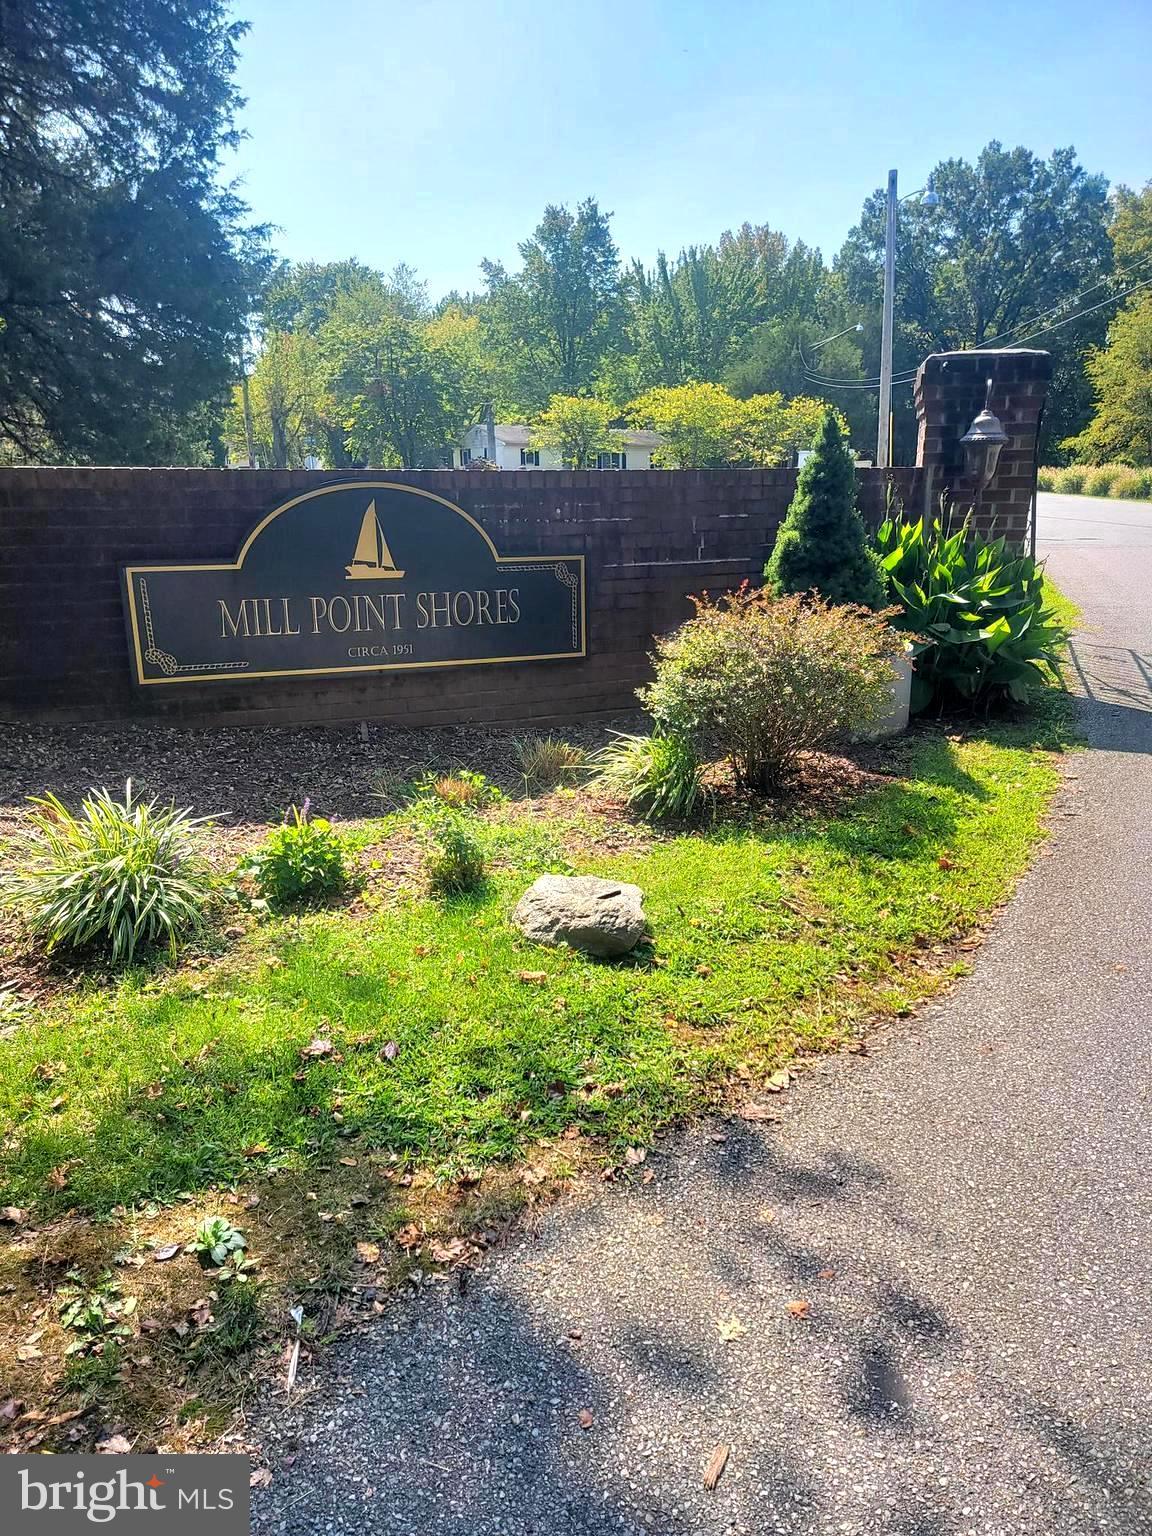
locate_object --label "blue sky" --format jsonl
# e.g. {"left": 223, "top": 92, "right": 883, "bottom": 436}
{"left": 227, "top": 0, "right": 1152, "bottom": 300}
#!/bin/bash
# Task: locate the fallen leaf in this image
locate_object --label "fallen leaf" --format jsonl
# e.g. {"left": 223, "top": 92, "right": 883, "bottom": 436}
{"left": 757, "top": 1207, "right": 776, "bottom": 1223}
{"left": 139, "top": 1317, "right": 165, "bottom": 1333}
{"left": 47, "top": 1162, "right": 75, "bottom": 1191}
{"left": 737, "top": 1102, "right": 778, "bottom": 1123}
{"left": 339, "top": 1157, "right": 358, "bottom": 1167}
{"left": 938, "top": 856, "right": 956, "bottom": 871}
{"left": 355, "top": 1241, "right": 381, "bottom": 1264}
{"left": 151, "top": 1244, "right": 181, "bottom": 1263}
{"left": 641, "top": 1169, "right": 655, "bottom": 1185}
{"left": 249, "top": 1468, "right": 273, "bottom": 1489}
{"left": 765, "top": 1070, "right": 791, "bottom": 1093}
{"left": 716, "top": 1315, "right": 747, "bottom": 1342}
{"left": 428, "top": 1237, "right": 472, "bottom": 1265}
{"left": 694, "top": 963, "right": 713, "bottom": 978}
{"left": 300, "top": 1037, "right": 333, "bottom": 1059}
{"left": 624, "top": 1147, "right": 647, "bottom": 1167}
{"left": 188, "top": 1298, "right": 213, "bottom": 1329}
{"left": 0, "top": 1206, "right": 25, "bottom": 1224}
{"left": 0, "top": 1399, "right": 24, "bottom": 1422}
{"left": 578, "top": 1408, "right": 594, "bottom": 1430}
{"left": 394, "top": 1223, "right": 423, "bottom": 1249}
{"left": 96, "top": 1435, "right": 132, "bottom": 1455}
{"left": 516, "top": 970, "right": 549, "bottom": 985}
{"left": 378, "top": 1041, "right": 399, "bottom": 1063}
{"left": 786, "top": 1298, "right": 811, "bottom": 1319}
{"left": 817, "top": 1267, "right": 836, "bottom": 1280}
{"left": 703, "top": 1443, "right": 730, "bottom": 1491}
{"left": 243, "top": 1143, "right": 270, "bottom": 1159}
{"left": 16, "top": 1345, "right": 42, "bottom": 1362}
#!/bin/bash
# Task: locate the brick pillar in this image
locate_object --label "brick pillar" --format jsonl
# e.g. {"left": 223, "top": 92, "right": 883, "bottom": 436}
{"left": 913, "top": 349, "right": 1052, "bottom": 540}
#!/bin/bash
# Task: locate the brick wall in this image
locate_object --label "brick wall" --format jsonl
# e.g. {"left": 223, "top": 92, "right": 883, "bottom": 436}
{"left": 914, "top": 349, "right": 1053, "bottom": 540}
{"left": 0, "top": 466, "right": 919, "bottom": 728}
{"left": 0, "top": 347, "right": 1050, "bottom": 728}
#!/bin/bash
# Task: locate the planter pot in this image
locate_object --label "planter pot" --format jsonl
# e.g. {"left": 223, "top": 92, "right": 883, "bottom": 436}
{"left": 854, "top": 647, "right": 913, "bottom": 741}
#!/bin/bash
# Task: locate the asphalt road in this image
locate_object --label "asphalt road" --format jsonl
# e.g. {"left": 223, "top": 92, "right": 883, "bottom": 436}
{"left": 252, "top": 492, "right": 1152, "bottom": 1536}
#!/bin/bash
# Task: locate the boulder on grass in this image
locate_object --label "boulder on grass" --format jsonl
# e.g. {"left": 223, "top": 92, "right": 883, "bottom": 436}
{"left": 512, "top": 874, "right": 646, "bottom": 958}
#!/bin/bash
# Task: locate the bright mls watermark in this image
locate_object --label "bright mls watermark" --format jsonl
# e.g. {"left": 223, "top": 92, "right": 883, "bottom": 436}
{"left": 1, "top": 1456, "right": 250, "bottom": 1533}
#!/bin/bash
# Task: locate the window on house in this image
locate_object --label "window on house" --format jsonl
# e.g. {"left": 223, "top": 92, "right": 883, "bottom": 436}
{"left": 520, "top": 448, "right": 540, "bottom": 466}
{"left": 596, "top": 451, "right": 627, "bottom": 470}
{"left": 461, "top": 447, "right": 472, "bottom": 465}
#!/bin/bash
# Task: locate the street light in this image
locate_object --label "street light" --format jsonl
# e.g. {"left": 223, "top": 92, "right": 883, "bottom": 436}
{"left": 876, "top": 171, "right": 939, "bottom": 468}
{"left": 811, "top": 322, "right": 864, "bottom": 350}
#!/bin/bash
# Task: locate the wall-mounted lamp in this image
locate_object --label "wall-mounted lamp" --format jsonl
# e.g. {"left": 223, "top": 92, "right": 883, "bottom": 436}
{"left": 960, "top": 380, "right": 1009, "bottom": 488}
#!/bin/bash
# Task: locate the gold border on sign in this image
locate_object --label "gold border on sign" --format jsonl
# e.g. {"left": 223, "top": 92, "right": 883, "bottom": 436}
{"left": 123, "top": 480, "right": 587, "bottom": 687}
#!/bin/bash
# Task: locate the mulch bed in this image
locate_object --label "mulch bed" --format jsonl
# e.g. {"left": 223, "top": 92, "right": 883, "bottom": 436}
{"left": 0, "top": 715, "right": 907, "bottom": 1012}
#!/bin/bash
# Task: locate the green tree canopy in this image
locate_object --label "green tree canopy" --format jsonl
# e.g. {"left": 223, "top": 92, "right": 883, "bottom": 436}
{"left": 481, "top": 199, "right": 622, "bottom": 410}
{"left": 530, "top": 396, "right": 619, "bottom": 468}
{"left": 0, "top": 0, "right": 269, "bottom": 462}
{"left": 764, "top": 410, "right": 886, "bottom": 607}
{"left": 1063, "top": 295, "right": 1152, "bottom": 466}
{"left": 836, "top": 143, "right": 1113, "bottom": 460}
{"left": 626, "top": 382, "right": 842, "bottom": 469}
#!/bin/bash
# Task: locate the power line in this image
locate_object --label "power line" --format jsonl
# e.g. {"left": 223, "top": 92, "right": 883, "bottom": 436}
{"left": 970, "top": 249, "right": 1152, "bottom": 353}
{"left": 801, "top": 271, "right": 1152, "bottom": 392}
{"left": 800, "top": 251, "right": 1152, "bottom": 391}
{"left": 983, "top": 273, "right": 1152, "bottom": 351}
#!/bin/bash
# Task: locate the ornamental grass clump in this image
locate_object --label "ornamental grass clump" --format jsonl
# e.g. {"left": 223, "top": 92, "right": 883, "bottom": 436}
{"left": 1, "top": 780, "right": 211, "bottom": 965}
{"left": 591, "top": 731, "right": 704, "bottom": 820}
{"left": 641, "top": 587, "right": 903, "bottom": 792}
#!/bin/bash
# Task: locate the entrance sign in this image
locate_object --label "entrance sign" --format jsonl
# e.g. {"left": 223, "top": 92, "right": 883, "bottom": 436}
{"left": 122, "top": 481, "right": 586, "bottom": 687}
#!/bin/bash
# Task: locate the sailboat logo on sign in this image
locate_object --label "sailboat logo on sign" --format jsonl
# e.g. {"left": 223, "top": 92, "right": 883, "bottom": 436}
{"left": 345, "top": 500, "right": 405, "bottom": 580}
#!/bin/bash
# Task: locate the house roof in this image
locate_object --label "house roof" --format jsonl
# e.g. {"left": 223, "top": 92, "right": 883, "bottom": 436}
{"left": 467, "top": 423, "right": 662, "bottom": 449}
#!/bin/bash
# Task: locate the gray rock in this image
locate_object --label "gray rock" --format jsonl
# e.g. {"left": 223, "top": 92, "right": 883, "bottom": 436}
{"left": 512, "top": 874, "right": 646, "bottom": 957}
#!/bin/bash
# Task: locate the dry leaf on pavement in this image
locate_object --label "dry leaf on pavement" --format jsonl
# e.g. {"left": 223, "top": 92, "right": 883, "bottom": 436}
{"left": 703, "top": 1443, "right": 730, "bottom": 1490}
{"left": 578, "top": 1408, "right": 594, "bottom": 1430}
{"left": 716, "top": 1316, "right": 747, "bottom": 1341}
{"left": 786, "top": 1298, "right": 811, "bottom": 1319}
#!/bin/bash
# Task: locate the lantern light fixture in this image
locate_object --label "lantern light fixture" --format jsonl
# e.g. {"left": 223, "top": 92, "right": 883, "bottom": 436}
{"left": 960, "top": 379, "right": 1010, "bottom": 488}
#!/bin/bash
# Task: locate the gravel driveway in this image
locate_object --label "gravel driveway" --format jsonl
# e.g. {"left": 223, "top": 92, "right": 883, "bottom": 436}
{"left": 252, "top": 493, "right": 1152, "bottom": 1536}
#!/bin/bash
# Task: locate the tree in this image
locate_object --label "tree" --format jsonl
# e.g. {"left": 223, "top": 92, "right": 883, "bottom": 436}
{"left": 628, "top": 245, "right": 760, "bottom": 387}
{"left": 627, "top": 383, "right": 745, "bottom": 468}
{"left": 764, "top": 410, "right": 886, "bottom": 607}
{"left": 1110, "top": 182, "right": 1152, "bottom": 280}
{"left": 530, "top": 396, "right": 619, "bottom": 468}
{"left": 626, "top": 382, "right": 841, "bottom": 469}
{"left": 738, "top": 394, "right": 846, "bottom": 468}
{"left": 726, "top": 318, "right": 873, "bottom": 449}
{"left": 836, "top": 143, "right": 1113, "bottom": 461}
{"left": 0, "top": 0, "right": 269, "bottom": 462}
{"left": 225, "top": 331, "right": 324, "bottom": 468}
{"left": 481, "top": 200, "right": 622, "bottom": 409}
{"left": 1063, "top": 295, "right": 1152, "bottom": 465}
{"left": 322, "top": 304, "right": 474, "bottom": 469}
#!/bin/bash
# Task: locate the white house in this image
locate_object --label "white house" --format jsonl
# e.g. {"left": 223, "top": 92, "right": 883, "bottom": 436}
{"left": 453, "top": 422, "right": 662, "bottom": 471}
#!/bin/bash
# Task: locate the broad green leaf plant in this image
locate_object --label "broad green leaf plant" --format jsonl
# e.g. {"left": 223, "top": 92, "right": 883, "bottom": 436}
{"left": 876, "top": 510, "right": 1068, "bottom": 713}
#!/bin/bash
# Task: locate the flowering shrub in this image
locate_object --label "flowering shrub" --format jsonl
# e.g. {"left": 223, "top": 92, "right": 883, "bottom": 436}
{"left": 641, "top": 587, "right": 903, "bottom": 791}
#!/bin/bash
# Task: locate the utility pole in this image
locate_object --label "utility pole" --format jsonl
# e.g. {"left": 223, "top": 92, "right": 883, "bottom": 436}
{"left": 877, "top": 168, "right": 898, "bottom": 469}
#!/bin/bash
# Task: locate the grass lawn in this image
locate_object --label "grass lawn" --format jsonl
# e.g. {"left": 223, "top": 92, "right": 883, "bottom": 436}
{"left": 0, "top": 678, "right": 1078, "bottom": 1452}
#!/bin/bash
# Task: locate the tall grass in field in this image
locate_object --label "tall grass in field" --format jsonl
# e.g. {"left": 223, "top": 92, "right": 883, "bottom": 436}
{"left": 1038, "top": 465, "right": 1152, "bottom": 499}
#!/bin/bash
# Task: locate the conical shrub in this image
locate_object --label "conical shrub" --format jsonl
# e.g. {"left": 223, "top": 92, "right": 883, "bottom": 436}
{"left": 764, "top": 410, "right": 886, "bottom": 608}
